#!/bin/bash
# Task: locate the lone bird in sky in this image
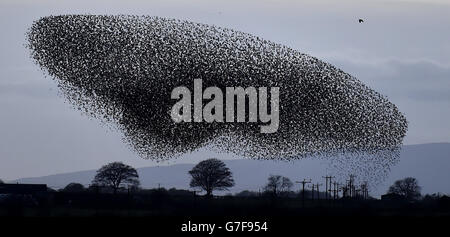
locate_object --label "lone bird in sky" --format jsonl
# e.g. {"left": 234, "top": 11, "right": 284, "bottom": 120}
{"left": 359, "top": 18, "right": 364, "bottom": 23}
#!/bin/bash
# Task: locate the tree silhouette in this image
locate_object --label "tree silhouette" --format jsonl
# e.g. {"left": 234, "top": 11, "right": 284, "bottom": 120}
{"left": 62, "top": 183, "right": 85, "bottom": 193}
{"left": 92, "top": 162, "right": 140, "bottom": 194}
{"left": 188, "top": 158, "right": 234, "bottom": 197}
{"left": 388, "top": 177, "right": 421, "bottom": 200}
{"left": 264, "top": 175, "right": 293, "bottom": 197}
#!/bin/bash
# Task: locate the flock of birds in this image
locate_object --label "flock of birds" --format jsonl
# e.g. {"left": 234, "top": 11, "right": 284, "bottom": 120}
{"left": 27, "top": 15, "right": 405, "bottom": 185}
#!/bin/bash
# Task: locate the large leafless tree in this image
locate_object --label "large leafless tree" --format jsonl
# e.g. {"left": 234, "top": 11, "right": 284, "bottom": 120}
{"left": 264, "top": 175, "right": 293, "bottom": 197}
{"left": 388, "top": 177, "right": 421, "bottom": 200}
{"left": 92, "top": 162, "right": 140, "bottom": 194}
{"left": 189, "top": 158, "right": 234, "bottom": 197}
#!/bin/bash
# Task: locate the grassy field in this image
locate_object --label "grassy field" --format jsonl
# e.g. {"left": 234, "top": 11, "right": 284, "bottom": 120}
{"left": 1, "top": 192, "right": 450, "bottom": 217}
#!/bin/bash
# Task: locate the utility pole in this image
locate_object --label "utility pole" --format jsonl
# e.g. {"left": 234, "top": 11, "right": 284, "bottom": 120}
{"left": 332, "top": 182, "right": 339, "bottom": 200}
{"left": 322, "top": 176, "right": 328, "bottom": 200}
{"left": 347, "top": 174, "right": 356, "bottom": 198}
{"left": 310, "top": 184, "right": 315, "bottom": 201}
{"left": 322, "top": 175, "right": 335, "bottom": 200}
{"left": 315, "top": 183, "right": 322, "bottom": 200}
{"left": 361, "top": 181, "right": 369, "bottom": 199}
{"left": 296, "top": 179, "right": 311, "bottom": 208}
{"left": 346, "top": 178, "right": 352, "bottom": 198}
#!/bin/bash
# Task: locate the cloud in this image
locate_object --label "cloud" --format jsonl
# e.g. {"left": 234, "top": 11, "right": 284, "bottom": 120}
{"left": 327, "top": 57, "right": 450, "bottom": 102}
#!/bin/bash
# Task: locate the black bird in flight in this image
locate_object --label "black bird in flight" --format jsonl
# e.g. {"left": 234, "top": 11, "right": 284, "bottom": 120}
{"left": 359, "top": 19, "right": 364, "bottom": 23}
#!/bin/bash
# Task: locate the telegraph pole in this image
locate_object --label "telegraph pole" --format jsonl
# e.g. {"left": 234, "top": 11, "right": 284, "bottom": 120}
{"left": 316, "top": 183, "right": 322, "bottom": 200}
{"left": 332, "top": 182, "right": 339, "bottom": 200}
{"left": 322, "top": 176, "right": 335, "bottom": 200}
{"left": 361, "top": 181, "right": 369, "bottom": 199}
{"left": 348, "top": 174, "right": 356, "bottom": 198}
{"left": 296, "top": 179, "right": 311, "bottom": 208}
{"left": 322, "top": 176, "right": 328, "bottom": 200}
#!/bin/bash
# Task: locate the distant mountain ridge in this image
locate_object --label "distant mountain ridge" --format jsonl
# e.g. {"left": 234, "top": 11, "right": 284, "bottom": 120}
{"left": 13, "top": 143, "right": 450, "bottom": 197}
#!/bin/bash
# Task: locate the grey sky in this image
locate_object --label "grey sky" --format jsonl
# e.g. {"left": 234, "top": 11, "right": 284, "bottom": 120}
{"left": 1, "top": 0, "right": 450, "bottom": 180}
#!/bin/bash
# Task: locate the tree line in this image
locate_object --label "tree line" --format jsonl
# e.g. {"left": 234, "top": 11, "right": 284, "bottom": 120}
{"left": 54, "top": 158, "right": 423, "bottom": 201}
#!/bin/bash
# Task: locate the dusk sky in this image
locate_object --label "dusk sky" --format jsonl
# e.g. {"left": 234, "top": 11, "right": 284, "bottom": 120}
{"left": 1, "top": 0, "right": 450, "bottom": 180}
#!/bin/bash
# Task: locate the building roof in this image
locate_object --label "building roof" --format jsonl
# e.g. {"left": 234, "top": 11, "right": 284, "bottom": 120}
{"left": 0, "top": 183, "right": 47, "bottom": 194}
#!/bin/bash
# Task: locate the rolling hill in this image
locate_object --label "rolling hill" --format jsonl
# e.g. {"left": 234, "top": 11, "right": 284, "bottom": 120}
{"left": 13, "top": 143, "right": 450, "bottom": 197}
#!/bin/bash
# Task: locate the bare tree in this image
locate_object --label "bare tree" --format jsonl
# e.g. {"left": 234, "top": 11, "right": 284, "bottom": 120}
{"left": 189, "top": 158, "right": 234, "bottom": 197}
{"left": 388, "top": 177, "right": 421, "bottom": 200}
{"left": 92, "top": 162, "right": 140, "bottom": 194}
{"left": 264, "top": 175, "right": 293, "bottom": 196}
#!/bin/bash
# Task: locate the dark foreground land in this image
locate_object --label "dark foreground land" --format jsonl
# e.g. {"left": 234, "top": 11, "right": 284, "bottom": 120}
{"left": 1, "top": 191, "right": 450, "bottom": 235}
{"left": 1, "top": 190, "right": 450, "bottom": 217}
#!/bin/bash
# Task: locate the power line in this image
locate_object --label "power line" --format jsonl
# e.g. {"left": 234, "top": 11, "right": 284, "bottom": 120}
{"left": 296, "top": 179, "right": 311, "bottom": 208}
